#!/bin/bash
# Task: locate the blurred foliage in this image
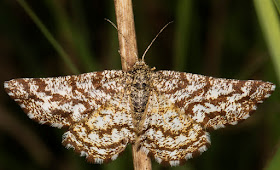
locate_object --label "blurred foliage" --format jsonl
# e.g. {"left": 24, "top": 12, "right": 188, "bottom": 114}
{"left": 0, "top": 0, "right": 279, "bottom": 170}
{"left": 266, "top": 144, "right": 280, "bottom": 170}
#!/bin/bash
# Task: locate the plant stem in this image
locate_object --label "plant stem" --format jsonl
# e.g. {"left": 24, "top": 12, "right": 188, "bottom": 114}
{"left": 114, "top": 0, "right": 152, "bottom": 170}
{"left": 114, "top": 0, "right": 138, "bottom": 72}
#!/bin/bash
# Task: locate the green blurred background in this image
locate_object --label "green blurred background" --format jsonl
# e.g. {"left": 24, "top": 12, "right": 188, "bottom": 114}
{"left": 0, "top": 0, "right": 280, "bottom": 170}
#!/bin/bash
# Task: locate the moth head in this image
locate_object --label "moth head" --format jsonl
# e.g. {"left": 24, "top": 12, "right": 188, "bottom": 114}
{"left": 132, "top": 60, "right": 150, "bottom": 71}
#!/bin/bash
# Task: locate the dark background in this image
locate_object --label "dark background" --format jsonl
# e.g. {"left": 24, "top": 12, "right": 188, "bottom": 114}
{"left": 0, "top": 1, "right": 279, "bottom": 170}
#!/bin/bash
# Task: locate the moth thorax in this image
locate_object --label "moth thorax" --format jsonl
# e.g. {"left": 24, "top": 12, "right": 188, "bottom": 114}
{"left": 130, "top": 71, "right": 150, "bottom": 128}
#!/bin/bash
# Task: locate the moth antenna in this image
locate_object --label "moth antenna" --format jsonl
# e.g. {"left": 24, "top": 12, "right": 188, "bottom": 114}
{"left": 141, "top": 21, "right": 174, "bottom": 61}
{"left": 134, "top": 52, "right": 138, "bottom": 59}
{"left": 104, "top": 18, "right": 118, "bottom": 30}
{"left": 104, "top": 18, "right": 132, "bottom": 58}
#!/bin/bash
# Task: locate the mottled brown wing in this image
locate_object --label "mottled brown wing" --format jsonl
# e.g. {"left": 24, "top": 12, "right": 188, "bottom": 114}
{"left": 4, "top": 71, "right": 125, "bottom": 128}
{"left": 141, "top": 70, "right": 275, "bottom": 166}
{"left": 153, "top": 71, "right": 275, "bottom": 130}
{"left": 139, "top": 91, "right": 210, "bottom": 166}
{"left": 62, "top": 92, "right": 136, "bottom": 164}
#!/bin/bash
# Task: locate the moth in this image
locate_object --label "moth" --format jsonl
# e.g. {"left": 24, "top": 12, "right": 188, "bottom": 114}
{"left": 4, "top": 58, "right": 275, "bottom": 166}
{"left": 4, "top": 19, "right": 276, "bottom": 167}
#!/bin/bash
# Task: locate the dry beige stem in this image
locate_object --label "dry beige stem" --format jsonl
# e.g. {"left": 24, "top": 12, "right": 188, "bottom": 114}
{"left": 114, "top": 0, "right": 138, "bottom": 72}
{"left": 114, "top": 0, "right": 152, "bottom": 170}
